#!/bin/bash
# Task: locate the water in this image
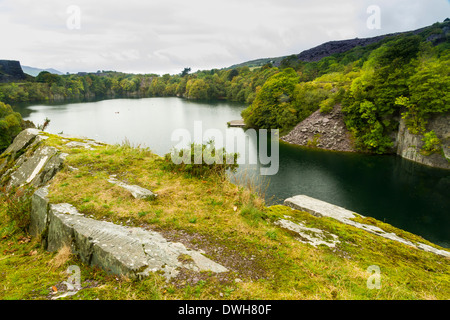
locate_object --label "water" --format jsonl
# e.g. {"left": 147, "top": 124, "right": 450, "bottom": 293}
{"left": 14, "top": 97, "right": 450, "bottom": 248}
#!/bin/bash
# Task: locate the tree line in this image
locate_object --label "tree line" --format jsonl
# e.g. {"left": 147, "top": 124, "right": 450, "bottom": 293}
{"left": 0, "top": 20, "right": 448, "bottom": 155}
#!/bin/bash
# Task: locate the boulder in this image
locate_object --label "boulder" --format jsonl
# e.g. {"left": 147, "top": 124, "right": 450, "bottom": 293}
{"left": 31, "top": 188, "right": 227, "bottom": 279}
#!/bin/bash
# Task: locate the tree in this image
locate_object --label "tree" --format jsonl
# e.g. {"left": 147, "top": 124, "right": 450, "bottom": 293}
{"left": 181, "top": 67, "right": 191, "bottom": 77}
{"left": 242, "top": 68, "right": 300, "bottom": 132}
{"left": 0, "top": 102, "right": 25, "bottom": 152}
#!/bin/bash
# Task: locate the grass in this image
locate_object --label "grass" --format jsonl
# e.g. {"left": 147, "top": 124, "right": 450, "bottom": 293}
{"left": 0, "top": 133, "right": 449, "bottom": 300}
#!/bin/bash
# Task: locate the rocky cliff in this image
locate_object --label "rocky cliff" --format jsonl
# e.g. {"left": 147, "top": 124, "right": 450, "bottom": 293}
{"left": 281, "top": 105, "right": 356, "bottom": 152}
{"left": 0, "top": 60, "right": 27, "bottom": 83}
{"left": 282, "top": 105, "right": 449, "bottom": 170}
{"left": 395, "top": 114, "right": 450, "bottom": 170}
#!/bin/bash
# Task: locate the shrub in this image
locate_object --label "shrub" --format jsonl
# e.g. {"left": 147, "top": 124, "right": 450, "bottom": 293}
{"left": 421, "top": 131, "right": 442, "bottom": 156}
{"left": 0, "top": 102, "right": 25, "bottom": 152}
{"left": 163, "top": 140, "right": 239, "bottom": 178}
{"left": 0, "top": 186, "right": 34, "bottom": 233}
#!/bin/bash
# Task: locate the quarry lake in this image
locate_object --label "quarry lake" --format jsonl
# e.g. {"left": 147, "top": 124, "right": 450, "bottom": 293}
{"left": 16, "top": 97, "right": 450, "bottom": 248}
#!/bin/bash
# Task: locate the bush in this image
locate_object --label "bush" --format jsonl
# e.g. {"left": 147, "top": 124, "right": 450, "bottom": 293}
{"left": 163, "top": 140, "right": 239, "bottom": 178}
{"left": 0, "top": 186, "right": 34, "bottom": 233}
{"left": 421, "top": 131, "right": 442, "bottom": 156}
{"left": 0, "top": 102, "right": 25, "bottom": 152}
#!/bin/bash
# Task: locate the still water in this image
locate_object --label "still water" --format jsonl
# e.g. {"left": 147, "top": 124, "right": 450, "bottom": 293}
{"left": 15, "top": 97, "right": 450, "bottom": 247}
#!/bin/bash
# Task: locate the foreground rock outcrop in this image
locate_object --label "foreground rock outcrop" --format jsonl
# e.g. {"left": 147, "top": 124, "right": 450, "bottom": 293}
{"left": 31, "top": 187, "right": 227, "bottom": 279}
{"left": 1, "top": 129, "right": 228, "bottom": 280}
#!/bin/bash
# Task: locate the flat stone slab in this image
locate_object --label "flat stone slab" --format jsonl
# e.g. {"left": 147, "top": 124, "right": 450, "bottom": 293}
{"left": 284, "top": 195, "right": 450, "bottom": 257}
{"left": 31, "top": 189, "right": 227, "bottom": 279}
{"left": 65, "top": 140, "right": 105, "bottom": 150}
{"left": 108, "top": 175, "right": 157, "bottom": 200}
{"left": 275, "top": 216, "right": 340, "bottom": 248}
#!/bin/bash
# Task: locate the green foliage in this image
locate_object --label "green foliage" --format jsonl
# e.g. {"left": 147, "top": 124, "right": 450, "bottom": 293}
{"left": 241, "top": 68, "right": 299, "bottom": 132}
{"left": 163, "top": 140, "right": 239, "bottom": 178}
{"left": 0, "top": 186, "right": 34, "bottom": 234}
{"left": 341, "top": 35, "right": 428, "bottom": 153}
{"left": 421, "top": 131, "right": 442, "bottom": 156}
{"left": 0, "top": 102, "right": 25, "bottom": 152}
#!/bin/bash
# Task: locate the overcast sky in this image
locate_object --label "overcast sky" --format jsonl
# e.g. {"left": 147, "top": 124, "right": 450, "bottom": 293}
{"left": 0, "top": 0, "right": 448, "bottom": 75}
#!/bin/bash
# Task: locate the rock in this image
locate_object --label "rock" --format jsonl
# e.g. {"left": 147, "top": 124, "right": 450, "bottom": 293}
{"left": 281, "top": 105, "right": 355, "bottom": 153}
{"left": 31, "top": 189, "right": 228, "bottom": 279}
{"left": 65, "top": 140, "right": 105, "bottom": 150}
{"left": 396, "top": 115, "right": 450, "bottom": 170}
{"left": 30, "top": 186, "right": 50, "bottom": 238}
{"left": 0, "top": 60, "right": 27, "bottom": 83}
{"left": 284, "top": 195, "right": 450, "bottom": 257}
{"left": 2, "top": 128, "right": 41, "bottom": 155}
{"left": 285, "top": 195, "right": 356, "bottom": 220}
{"left": 108, "top": 175, "right": 157, "bottom": 200}
{"left": 6, "top": 145, "right": 66, "bottom": 188}
{"left": 65, "top": 141, "right": 94, "bottom": 150}
{"left": 274, "top": 217, "right": 340, "bottom": 248}
{"left": 0, "top": 129, "right": 67, "bottom": 189}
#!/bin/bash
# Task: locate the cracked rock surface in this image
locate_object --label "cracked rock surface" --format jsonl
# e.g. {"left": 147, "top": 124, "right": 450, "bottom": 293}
{"left": 32, "top": 188, "right": 228, "bottom": 279}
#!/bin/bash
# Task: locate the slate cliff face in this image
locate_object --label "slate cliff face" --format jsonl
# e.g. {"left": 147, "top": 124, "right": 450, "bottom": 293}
{"left": 0, "top": 60, "right": 27, "bottom": 83}
{"left": 282, "top": 105, "right": 449, "bottom": 170}
{"left": 395, "top": 114, "right": 450, "bottom": 170}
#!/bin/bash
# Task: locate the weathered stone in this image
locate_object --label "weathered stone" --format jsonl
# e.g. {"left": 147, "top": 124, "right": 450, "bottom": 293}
{"left": 65, "top": 141, "right": 94, "bottom": 150}
{"left": 275, "top": 217, "right": 340, "bottom": 248}
{"left": 285, "top": 195, "right": 356, "bottom": 220}
{"left": 108, "top": 175, "right": 157, "bottom": 200}
{"left": 42, "top": 202, "right": 227, "bottom": 279}
{"left": 281, "top": 105, "right": 355, "bottom": 153}
{"left": 29, "top": 186, "right": 50, "bottom": 238}
{"left": 65, "top": 139, "right": 104, "bottom": 150}
{"left": 7, "top": 145, "right": 66, "bottom": 188}
{"left": 284, "top": 195, "right": 450, "bottom": 257}
{"left": 396, "top": 116, "right": 450, "bottom": 170}
{"left": 3, "top": 128, "right": 41, "bottom": 156}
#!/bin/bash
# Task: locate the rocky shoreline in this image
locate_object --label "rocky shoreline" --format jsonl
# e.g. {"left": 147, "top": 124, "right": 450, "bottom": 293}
{"left": 281, "top": 104, "right": 356, "bottom": 153}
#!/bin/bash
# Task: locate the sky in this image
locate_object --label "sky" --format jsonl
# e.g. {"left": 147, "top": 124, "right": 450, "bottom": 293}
{"left": 0, "top": 0, "right": 448, "bottom": 75}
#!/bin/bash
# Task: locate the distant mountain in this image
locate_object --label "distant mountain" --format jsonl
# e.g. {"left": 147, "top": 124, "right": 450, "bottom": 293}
{"left": 22, "top": 65, "right": 64, "bottom": 77}
{"left": 226, "top": 19, "right": 449, "bottom": 69}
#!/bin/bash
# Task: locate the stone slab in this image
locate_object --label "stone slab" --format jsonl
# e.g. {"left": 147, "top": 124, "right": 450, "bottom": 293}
{"left": 31, "top": 188, "right": 227, "bottom": 279}
{"left": 284, "top": 195, "right": 450, "bottom": 257}
{"left": 108, "top": 175, "right": 157, "bottom": 200}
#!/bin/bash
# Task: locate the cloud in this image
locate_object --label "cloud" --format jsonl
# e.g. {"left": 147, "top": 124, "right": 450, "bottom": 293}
{"left": 0, "top": 0, "right": 448, "bottom": 74}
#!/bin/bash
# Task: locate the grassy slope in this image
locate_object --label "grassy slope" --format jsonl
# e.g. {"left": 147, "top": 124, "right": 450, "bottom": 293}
{"left": 0, "top": 133, "right": 449, "bottom": 300}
